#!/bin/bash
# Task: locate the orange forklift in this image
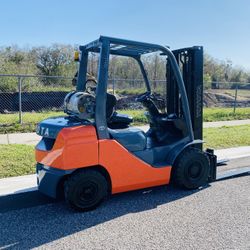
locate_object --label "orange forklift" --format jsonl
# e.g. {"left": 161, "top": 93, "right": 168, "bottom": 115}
{"left": 35, "top": 36, "right": 244, "bottom": 211}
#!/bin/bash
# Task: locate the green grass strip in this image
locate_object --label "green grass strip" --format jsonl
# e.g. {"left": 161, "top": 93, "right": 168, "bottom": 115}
{"left": 0, "top": 124, "right": 249, "bottom": 178}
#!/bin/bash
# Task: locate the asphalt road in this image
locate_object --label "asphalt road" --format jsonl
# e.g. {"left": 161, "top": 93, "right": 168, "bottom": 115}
{"left": 0, "top": 157, "right": 249, "bottom": 250}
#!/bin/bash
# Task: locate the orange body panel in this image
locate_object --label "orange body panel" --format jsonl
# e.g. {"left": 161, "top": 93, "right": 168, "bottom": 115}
{"left": 36, "top": 125, "right": 98, "bottom": 169}
{"left": 99, "top": 139, "right": 171, "bottom": 194}
{"left": 36, "top": 125, "right": 172, "bottom": 194}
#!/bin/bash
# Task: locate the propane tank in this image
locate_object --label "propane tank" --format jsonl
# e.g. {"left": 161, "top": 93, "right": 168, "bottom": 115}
{"left": 64, "top": 91, "right": 95, "bottom": 120}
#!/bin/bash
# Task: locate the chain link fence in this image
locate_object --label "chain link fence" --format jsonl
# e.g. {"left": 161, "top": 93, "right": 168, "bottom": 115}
{"left": 0, "top": 74, "right": 74, "bottom": 133}
{"left": 0, "top": 74, "right": 249, "bottom": 133}
{"left": 204, "top": 81, "right": 250, "bottom": 109}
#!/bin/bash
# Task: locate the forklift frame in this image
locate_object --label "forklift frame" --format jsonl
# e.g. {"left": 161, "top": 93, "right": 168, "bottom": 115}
{"left": 35, "top": 36, "right": 249, "bottom": 211}
{"left": 76, "top": 36, "right": 195, "bottom": 143}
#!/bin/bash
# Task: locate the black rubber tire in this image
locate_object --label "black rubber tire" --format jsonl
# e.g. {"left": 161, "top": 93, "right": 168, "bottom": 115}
{"left": 64, "top": 169, "right": 108, "bottom": 211}
{"left": 172, "top": 148, "right": 210, "bottom": 190}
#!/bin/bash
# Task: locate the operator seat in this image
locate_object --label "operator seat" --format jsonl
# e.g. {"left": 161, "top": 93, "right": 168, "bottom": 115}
{"left": 106, "top": 93, "right": 133, "bottom": 129}
{"left": 106, "top": 93, "right": 117, "bottom": 118}
{"left": 108, "top": 127, "right": 147, "bottom": 152}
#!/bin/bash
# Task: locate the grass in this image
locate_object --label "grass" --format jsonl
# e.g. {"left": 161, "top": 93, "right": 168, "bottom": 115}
{"left": 119, "top": 109, "right": 148, "bottom": 125}
{"left": 203, "top": 124, "right": 250, "bottom": 149}
{"left": 0, "top": 111, "right": 64, "bottom": 134}
{"left": 120, "top": 107, "right": 250, "bottom": 124}
{"left": 203, "top": 107, "right": 250, "bottom": 122}
{"left": 0, "top": 111, "right": 64, "bottom": 124}
{"left": 0, "top": 144, "right": 35, "bottom": 178}
{"left": 0, "top": 124, "right": 250, "bottom": 178}
{"left": 0, "top": 107, "right": 250, "bottom": 134}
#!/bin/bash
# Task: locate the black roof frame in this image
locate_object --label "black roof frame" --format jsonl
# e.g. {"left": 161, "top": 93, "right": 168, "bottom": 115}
{"left": 76, "top": 36, "right": 194, "bottom": 142}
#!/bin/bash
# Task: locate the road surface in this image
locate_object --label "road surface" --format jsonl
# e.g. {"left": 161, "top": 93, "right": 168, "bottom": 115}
{"left": 0, "top": 157, "right": 249, "bottom": 250}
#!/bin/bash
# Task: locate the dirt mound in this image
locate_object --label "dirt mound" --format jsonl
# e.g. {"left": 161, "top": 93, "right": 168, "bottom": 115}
{"left": 116, "top": 91, "right": 250, "bottom": 110}
{"left": 116, "top": 95, "right": 143, "bottom": 110}
{"left": 204, "top": 90, "right": 250, "bottom": 107}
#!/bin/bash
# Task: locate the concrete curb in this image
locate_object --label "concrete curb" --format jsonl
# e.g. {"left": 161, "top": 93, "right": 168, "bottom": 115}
{"left": 0, "top": 174, "right": 37, "bottom": 197}
{"left": 215, "top": 146, "right": 250, "bottom": 160}
{"left": 0, "top": 133, "right": 40, "bottom": 145}
{"left": 203, "top": 119, "right": 250, "bottom": 128}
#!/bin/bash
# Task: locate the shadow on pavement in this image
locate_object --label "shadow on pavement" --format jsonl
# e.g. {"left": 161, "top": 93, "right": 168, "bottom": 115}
{"left": 0, "top": 191, "right": 55, "bottom": 213}
{"left": 0, "top": 185, "right": 207, "bottom": 249}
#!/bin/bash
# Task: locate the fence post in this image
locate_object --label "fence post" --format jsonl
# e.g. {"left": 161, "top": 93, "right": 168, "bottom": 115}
{"left": 18, "top": 77, "right": 23, "bottom": 124}
{"left": 233, "top": 83, "right": 238, "bottom": 114}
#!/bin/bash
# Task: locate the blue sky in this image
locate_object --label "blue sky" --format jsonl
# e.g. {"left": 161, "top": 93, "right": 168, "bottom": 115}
{"left": 1, "top": 0, "right": 250, "bottom": 69}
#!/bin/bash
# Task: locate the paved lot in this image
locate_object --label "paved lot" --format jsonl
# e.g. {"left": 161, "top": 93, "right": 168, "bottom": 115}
{"left": 203, "top": 119, "right": 250, "bottom": 128}
{"left": 0, "top": 132, "right": 40, "bottom": 145}
{"left": 0, "top": 157, "right": 249, "bottom": 250}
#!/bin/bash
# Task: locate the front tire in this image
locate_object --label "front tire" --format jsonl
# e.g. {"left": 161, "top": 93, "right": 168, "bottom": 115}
{"left": 64, "top": 169, "right": 108, "bottom": 211}
{"left": 172, "top": 148, "right": 209, "bottom": 189}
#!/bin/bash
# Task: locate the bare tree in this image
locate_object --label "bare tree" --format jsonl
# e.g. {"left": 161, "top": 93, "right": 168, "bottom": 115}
{"left": 33, "top": 44, "right": 74, "bottom": 85}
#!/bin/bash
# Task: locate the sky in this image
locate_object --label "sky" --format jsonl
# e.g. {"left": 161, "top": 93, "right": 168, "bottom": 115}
{"left": 1, "top": 0, "right": 250, "bottom": 69}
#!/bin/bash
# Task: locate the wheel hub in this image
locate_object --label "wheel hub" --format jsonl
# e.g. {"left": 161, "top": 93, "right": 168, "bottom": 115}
{"left": 79, "top": 183, "right": 98, "bottom": 202}
{"left": 188, "top": 163, "right": 202, "bottom": 179}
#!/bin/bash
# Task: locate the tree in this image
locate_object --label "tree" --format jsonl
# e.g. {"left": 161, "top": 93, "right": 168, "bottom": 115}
{"left": 1, "top": 43, "right": 250, "bottom": 92}
{"left": 33, "top": 44, "right": 75, "bottom": 85}
{"left": 0, "top": 46, "right": 38, "bottom": 92}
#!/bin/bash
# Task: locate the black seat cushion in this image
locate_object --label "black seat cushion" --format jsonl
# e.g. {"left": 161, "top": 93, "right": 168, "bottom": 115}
{"left": 108, "top": 112, "right": 133, "bottom": 129}
{"left": 108, "top": 127, "right": 146, "bottom": 152}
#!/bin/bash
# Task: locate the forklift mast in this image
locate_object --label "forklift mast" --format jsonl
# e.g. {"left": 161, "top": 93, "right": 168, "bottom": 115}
{"left": 167, "top": 47, "right": 203, "bottom": 147}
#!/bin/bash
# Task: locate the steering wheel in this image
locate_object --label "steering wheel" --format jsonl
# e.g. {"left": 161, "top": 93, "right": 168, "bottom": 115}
{"left": 136, "top": 91, "right": 160, "bottom": 119}
{"left": 135, "top": 91, "right": 151, "bottom": 102}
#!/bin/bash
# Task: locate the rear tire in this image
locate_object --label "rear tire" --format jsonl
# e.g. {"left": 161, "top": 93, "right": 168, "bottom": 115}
{"left": 172, "top": 148, "right": 209, "bottom": 189}
{"left": 64, "top": 169, "right": 108, "bottom": 211}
